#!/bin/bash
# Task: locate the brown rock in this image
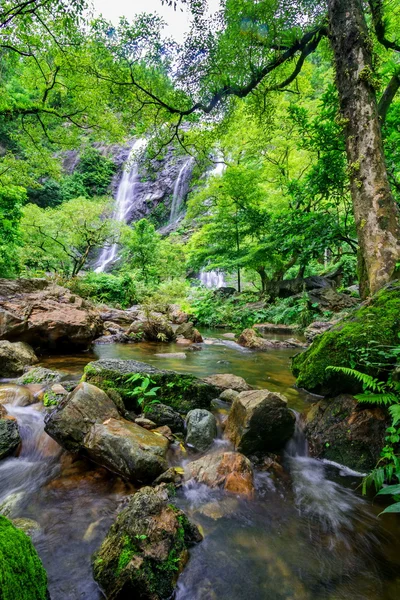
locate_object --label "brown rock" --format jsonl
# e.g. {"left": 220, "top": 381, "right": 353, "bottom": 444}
{"left": 237, "top": 328, "right": 305, "bottom": 350}
{"left": 185, "top": 451, "right": 254, "bottom": 498}
{"left": 0, "top": 341, "right": 38, "bottom": 377}
{"left": 203, "top": 373, "right": 251, "bottom": 392}
{"left": 134, "top": 417, "right": 157, "bottom": 430}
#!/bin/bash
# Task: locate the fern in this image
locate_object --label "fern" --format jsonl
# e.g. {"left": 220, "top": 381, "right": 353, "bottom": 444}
{"left": 326, "top": 366, "right": 386, "bottom": 392}
{"left": 355, "top": 392, "right": 398, "bottom": 405}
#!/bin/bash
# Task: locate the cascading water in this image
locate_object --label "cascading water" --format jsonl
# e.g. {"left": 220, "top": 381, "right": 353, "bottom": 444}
{"left": 95, "top": 138, "right": 147, "bottom": 273}
{"left": 169, "top": 157, "right": 194, "bottom": 224}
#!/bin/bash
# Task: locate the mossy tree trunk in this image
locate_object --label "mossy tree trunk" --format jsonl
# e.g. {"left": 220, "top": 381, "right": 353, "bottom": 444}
{"left": 328, "top": 0, "right": 400, "bottom": 298}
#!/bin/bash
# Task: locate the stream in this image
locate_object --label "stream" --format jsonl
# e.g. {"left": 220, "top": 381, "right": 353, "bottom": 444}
{"left": 1, "top": 330, "right": 400, "bottom": 599}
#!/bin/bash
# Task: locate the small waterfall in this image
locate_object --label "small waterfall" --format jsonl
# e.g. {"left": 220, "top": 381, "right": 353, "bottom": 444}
{"left": 169, "top": 157, "right": 194, "bottom": 223}
{"left": 95, "top": 138, "right": 146, "bottom": 273}
{"left": 199, "top": 270, "right": 226, "bottom": 288}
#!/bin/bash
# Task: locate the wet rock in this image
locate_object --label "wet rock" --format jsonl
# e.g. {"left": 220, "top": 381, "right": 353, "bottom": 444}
{"left": 155, "top": 352, "right": 187, "bottom": 359}
{"left": 152, "top": 425, "right": 174, "bottom": 442}
{"left": 253, "top": 323, "right": 300, "bottom": 335}
{"left": 12, "top": 517, "right": 41, "bottom": 536}
{"left": 185, "top": 409, "right": 217, "bottom": 452}
{"left": 143, "top": 403, "right": 185, "bottom": 433}
{"left": 16, "top": 366, "right": 63, "bottom": 385}
{"left": 127, "top": 315, "right": 176, "bottom": 342}
{"left": 303, "top": 320, "right": 334, "bottom": 342}
{"left": 168, "top": 304, "right": 189, "bottom": 324}
{"left": 135, "top": 417, "right": 157, "bottom": 430}
{"left": 307, "top": 286, "right": 358, "bottom": 312}
{"left": 0, "top": 341, "right": 38, "bottom": 377}
{"left": 0, "top": 405, "right": 21, "bottom": 460}
{"left": 152, "top": 467, "right": 184, "bottom": 486}
{"left": 237, "top": 328, "right": 305, "bottom": 350}
{"left": 92, "top": 485, "right": 202, "bottom": 599}
{"left": 0, "top": 515, "right": 48, "bottom": 599}
{"left": 44, "top": 382, "right": 120, "bottom": 452}
{"left": 83, "top": 359, "right": 219, "bottom": 413}
{"left": 219, "top": 389, "right": 240, "bottom": 403}
{"left": 185, "top": 451, "right": 254, "bottom": 498}
{"left": 0, "top": 384, "right": 34, "bottom": 407}
{"left": 94, "top": 332, "right": 133, "bottom": 344}
{"left": 203, "top": 373, "right": 251, "bottom": 392}
{"left": 175, "top": 322, "right": 203, "bottom": 343}
{"left": 304, "top": 394, "right": 388, "bottom": 471}
{"left": 0, "top": 278, "right": 103, "bottom": 351}
{"left": 0, "top": 491, "right": 25, "bottom": 517}
{"left": 99, "top": 309, "right": 137, "bottom": 326}
{"left": 84, "top": 418, "right": 169, "bottom": 482}
{"left": 225, "top": 390, "right": 295, "bottom": 455}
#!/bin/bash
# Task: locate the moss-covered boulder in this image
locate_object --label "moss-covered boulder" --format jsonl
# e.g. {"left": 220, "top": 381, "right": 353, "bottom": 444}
{"left": 93, "top": 485, "right": 202, "bottom": 599}
{"left": 304, "top": 395, "right": 388, "bottom": 471}
{"left": 83, "top": 359, "right": 219, "bottom": 413}
{"left": 292, "top": 282, "right": 400, "bottom": 394}
{"left": 0, "top": 515, "right": 48, "bottom": 600}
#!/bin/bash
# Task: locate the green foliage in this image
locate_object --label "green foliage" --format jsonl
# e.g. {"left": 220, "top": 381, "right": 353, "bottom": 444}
{"left": 0, "top": 186, "right": 26, "bottom": 277}
{"left": 124, "top": 373, "right": 161, "bottom": 413}
{"left": 65, "top": 272, "right": 137, "bottom": 308}
{"left": 43, "top": 391, "right": 59, "bottom": 407}
{"left": 0, "top": 515, "right": 48, "bottom": 600}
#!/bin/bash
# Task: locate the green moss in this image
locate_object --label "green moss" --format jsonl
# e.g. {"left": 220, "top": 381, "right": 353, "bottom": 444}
{"left": 117, "top": 536, "right": 138, "bottom": 575}
{"left": 292, "top": 282, "right": 400, "bottom": 394}
{"left": 0, "top": 515, "right": 48, "bottom": 600}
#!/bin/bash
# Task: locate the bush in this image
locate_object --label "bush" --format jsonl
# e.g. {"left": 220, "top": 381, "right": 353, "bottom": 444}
{"left": 66, "top": 272, "right": 137, "bottom": 308}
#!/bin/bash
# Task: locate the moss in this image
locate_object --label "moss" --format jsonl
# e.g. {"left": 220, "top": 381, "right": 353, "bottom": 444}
{"left": 292, "top": 281, "right": 400, "bottom": 394}
{"left": 0, "top": 515, "right": 48, "bottom": 600}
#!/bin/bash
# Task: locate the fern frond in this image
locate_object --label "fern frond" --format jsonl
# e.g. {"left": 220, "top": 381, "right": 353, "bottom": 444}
{"left": 355, "top": 392, "right": 398, "bottom": 405}
{"left": 389, "top": 404, "right": 400, "bottom": 425}
{"left": 326, "top": 366, "right": 386, "bottom": 392}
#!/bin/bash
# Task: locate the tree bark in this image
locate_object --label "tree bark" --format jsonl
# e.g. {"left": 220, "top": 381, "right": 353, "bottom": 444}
{"left": 328, "top": 0, "right": 400, "bottom": 297}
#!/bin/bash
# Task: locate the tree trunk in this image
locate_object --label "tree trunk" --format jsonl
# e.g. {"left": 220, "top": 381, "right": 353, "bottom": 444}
{"left": 237, "top": 268, "right": 241, "bottom": 293}
{"left": 256, "top": 266, "right": 268, "bottom": 293}
{"left": 328, "top": 0, "right": 400, "bottom": 297}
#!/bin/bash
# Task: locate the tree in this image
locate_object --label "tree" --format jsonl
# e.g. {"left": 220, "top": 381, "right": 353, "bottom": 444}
{"left": 0, "top": 185, "right": 26, "bottom": 276}
{"left": 93, "top": 0, "right": 400, "bottom": 296}
{"left": 121, "top": 219, "right": 161, "bottom": 284}
{"left": 21, "top": 197, "right": 120, "bottom": 276}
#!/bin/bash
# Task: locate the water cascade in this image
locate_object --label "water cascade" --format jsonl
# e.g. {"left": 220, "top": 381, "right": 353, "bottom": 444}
{"left": 95, "top": 138, "right": 147, "bottom": 273}
{"left": 169, "top": 157, "right": 194, "bottom": 223}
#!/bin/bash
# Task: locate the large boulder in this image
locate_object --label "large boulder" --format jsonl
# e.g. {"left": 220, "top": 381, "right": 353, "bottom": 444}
{"left": 0, "top": 341, "right": 38, "bottom": 377}
{"left": 304, "top": 394, "right": 388, "bottom": 471}
{"left": 0, "top": 384, "right": 33, "bottom": 407}
{"left": 185, "top": 451, "right": 254, "bottom": 498}
{"left": 45, "top": 383, "right": 168, "bottom": 482}
{"left": 0, "top": 515, "right": 48, "bottom": 600}
{"left": 237, "top": 328, "right": 305, "bottom": 350}
{"left": 0, "top": 406, "right": 21, "bottom": 460}
{"left": 203, "top": 373, "right": 251, "bottom": 392}
{"left": 127, "top": 314, "right": 175, "bottom": 342}
{"left": 185, "top": 409, "right": 217, "bottom": 452}
{"left": 253, "top": 323, "right": 300, "bottom": 335}
{"left": 175, "top": 322, "right": 203, "bottom": 343}
{"left": 225, "top": 390, "right": 295, "bottom": 455}
{"left": 93, "top": 486, "right": 202, "bottom": 600}
{"left": 143, "top": 403, "right": 185, "bottom": 433}
{"left": 307, "top": 286, "right": 358, "bottom": 312}
{"left": 83, "top": 359, "right": 219, "bottom": 413}
{"left": 16, "top": 366, "right": 62, "bottom": 385}
{"left": 292, "top": 281, "right": 400, "bottom": 394}
{"left": 168, "top": 304, "right": 189, "bottom": 324}
{"left": 0, "top": 278, "right": 103, "bottom": 351}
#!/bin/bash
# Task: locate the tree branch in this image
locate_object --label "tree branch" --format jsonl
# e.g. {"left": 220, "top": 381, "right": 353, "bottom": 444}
{"left": 379, "top": 72, "right": 400, "bottom": 122}
{"left": 368, "top": 0, "right": 400, "bottom": 53}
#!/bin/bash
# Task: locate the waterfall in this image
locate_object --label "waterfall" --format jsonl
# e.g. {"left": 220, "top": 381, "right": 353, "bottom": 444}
{"left": 95, "top": 138, "right": 146, "bottom": 273}
{"left": 169, "top": 157, "right": 194, "bottom": 224}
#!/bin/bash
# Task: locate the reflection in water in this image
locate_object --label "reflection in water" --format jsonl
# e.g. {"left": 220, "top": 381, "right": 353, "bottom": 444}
{"left": 2, "top": 331, "right": 400, "bottom": 599}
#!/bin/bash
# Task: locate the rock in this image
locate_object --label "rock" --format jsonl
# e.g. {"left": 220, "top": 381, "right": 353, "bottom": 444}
{"left": 83, "top": 359, "right": 219, "bottom": 413}
{"left": 143, "top": 403, "right": 185, "bottom": 433}
{"left": 219, "top": 389, "right": 240, "bottom": 403}
{"left": 185, "top": 451, "right": 254, "bottom": 498}
{"left": 103, "top": 321, "right": 125, "bottom": 334}
{"left": 44, "top": 382, "right": 120, "bottom": 452}
{"left": 0, "top": 406, "right": 20, "bottom": 460}
{"left": 168, "top": 304, "right": 189, "bottom": 324}
{"left": 16, "top": 366, "right": 62, "bottom": 385}
{"left": 253, "top": 323, "right": 300, "bottom": 335}
{"left": 266, "top": 275, "right": 336, "bottom": 299}
{"left": 175, "top": 322, "right": 203, "bottom": 343}
{"left": 99, "top": 308, "right": 137, "bottom": 326}
{"left": 176, "top": 338, "right": 193, "bottom": 346}
{"left": 203, "top": 373, "right": 251, "bottom": 392}
{"left": 12, "top": 517, "right": 41, "bottom": 536}
{"left": 307, "top": 286, "right": 358, "bottom": 312}
{"left": 221, "top": 332, "right": 236, "bottom": 339}
{"left": 225, "top": 390, "right": 295, "bottom": 455}
{"left": 84, "top": 418, "right": 169, "bottom": 482}
{"left": 304, "top": 394, "right": 388, "bottom": 471}
{"left": 0, "top": 515, "right": 48, "bottom": 599}
{"left": 0, "top": 384, "right": 34, "bottom": 407}
{"left": 303, "top": 320, "right": 334, "bottom": 342}
{"left": 127, "top": 314, "right": 175, "bottom": 342}
{"left": 44, "top": 383, "right": 168, "bottom": 482}
{"left": 237, "top": 328, "right": 305, "bottom": 350}
{"left": 152, "top": 425, "right": 174, "bottom": 442}
{"left": 94, "top": 332, "right": 133, "bottom": 344}
{"left": 0, "top": 278, "right": 103, "bottom": 351}
{"left": 92, "top": 486, "right": 202, "bottom": 600}
{"left": 155, "top": 352, "right": 187, "bottom": 359}
{"left": 185, "top": 409, "right": 217, "bottom": 452}
{"left": 152, "top": 467, "right": 184, "bottom": 486}
{"left": 134, "top": 417, "right": 157, "bottom": 430}
{"left": 292, "top": 281, "right": 400, "bottom": 394}
{"left": 0, "top": 341, "right": 38, "bottom": 377}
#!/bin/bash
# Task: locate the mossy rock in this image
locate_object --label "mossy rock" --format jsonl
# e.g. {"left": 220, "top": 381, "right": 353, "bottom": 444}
{"left": 292, "top": 281, "right": 400, "bottom": 394}
{"left": 16, "top": 367, "right": 62, "bottom": 385}
{"left": 92, "top": 485, "right": 202, "bottom": 599}
{"left": 82, "top": 359, "right": 219, "bottom": 413}
{"left": 0, "top": 515, "right": 48, "bottom": 600}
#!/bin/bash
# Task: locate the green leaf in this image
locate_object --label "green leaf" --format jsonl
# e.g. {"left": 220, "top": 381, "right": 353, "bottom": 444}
{"left": 379, "top": 502, "right": 400, "bottom": 515}
{"left": 377, "top": 484, "right": 400, "bottom": 496}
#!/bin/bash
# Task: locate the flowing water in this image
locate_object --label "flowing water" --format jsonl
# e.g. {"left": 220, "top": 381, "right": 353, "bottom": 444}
{"left": 1, "top": 331, "right": 400, "bottom": 599}
{"left": 169, "top": 157, "right": 194, "bottom": 223}
{"left": 95, "top": 138, "right": 147, "bottom": 273}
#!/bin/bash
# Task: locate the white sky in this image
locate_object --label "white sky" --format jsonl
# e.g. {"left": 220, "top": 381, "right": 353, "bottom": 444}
{"left": 91, "top": 0, "right": 218, "bottom": 43}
